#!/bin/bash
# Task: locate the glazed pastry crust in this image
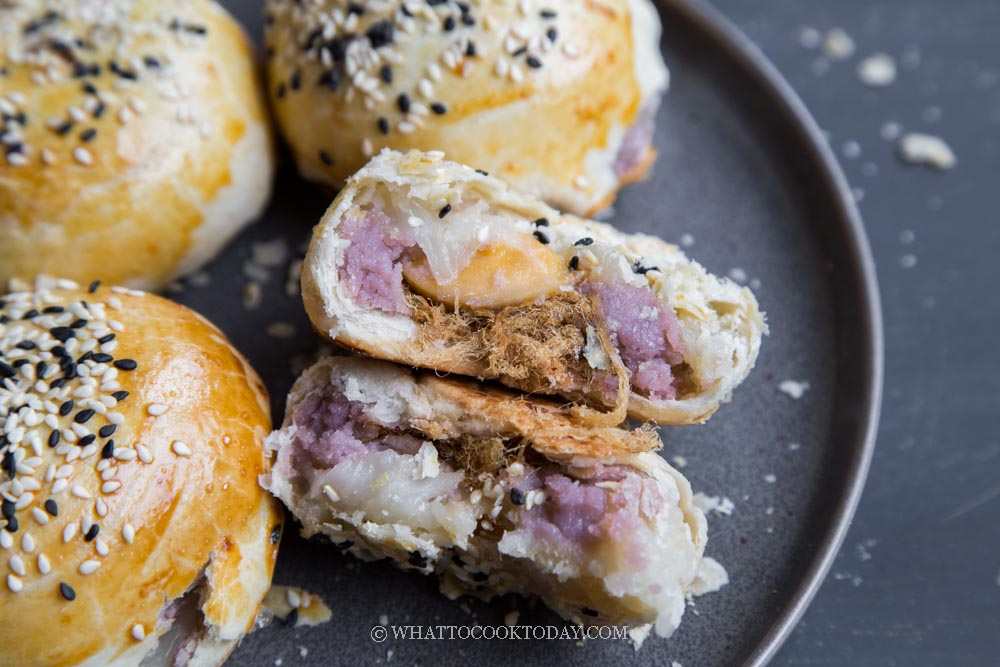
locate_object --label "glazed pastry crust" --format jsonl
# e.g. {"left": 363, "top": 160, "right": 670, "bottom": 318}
{"left": 0, "top": 279, "right": 281, "bottom": 667}
{"left": 302, "top": 149, "right": 766, "bottom": 425}
{"left": 0, "top": 0, "right": 274, "bottom": 291}
{"left": 265, "top": 0, "right": 668, "bottom": 215}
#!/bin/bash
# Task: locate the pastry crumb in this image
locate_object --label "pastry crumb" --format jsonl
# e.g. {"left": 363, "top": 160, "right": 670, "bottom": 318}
{"left": 857, "top": 53, "right": 897, "bottom": 86}
{"left": 778, "top": 380, "right": 810, "bottom": 399}
{"left": 897, "top": 133, "right": 957, "bottom": 170}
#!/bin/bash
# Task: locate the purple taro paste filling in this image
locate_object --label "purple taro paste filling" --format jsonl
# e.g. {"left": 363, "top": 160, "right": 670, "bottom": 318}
{"left": 339, "top": 210, "right": 410, "bottom": 314}
{"left": 585, "top": 280, "right": 685, "bottom": 400}
{"left": 512, "top": 464, "right": 666, "bottom": 557}
{"left": 291, "top": 388, "right": 422, "bottom": 473}
{"left": 612, "top": 99, "right": 659, "bottom": 178}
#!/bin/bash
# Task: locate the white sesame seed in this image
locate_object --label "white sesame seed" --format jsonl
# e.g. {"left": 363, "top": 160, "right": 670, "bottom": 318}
{"left": 9, "top": 555, "right": 26, "bottom": 576}
{"left": 131, "top": 623, "right": 145, "bottom": 641}
{"left": 37, "top": 553, "right": 51, "bottom": 575}
{"left": 73, "top": 147, "right": 93, "bottom": 166}
{"left": 107, "top": 411, "right": 125, "bottom": 425}
{"left": 31, "top": 507, "right": 49, "bottom": 525}
{"left": 172, "top": 442, "right": 192, "bottom": 457}
{"left": 114, "top": 448, "right": 137, "bottom": 461}
{"left": 21, "top": 533, "right": 35, "bottom": 553}
{"left": 71, "top": 484, "right": 92, "bottom": 499}
{"left": 136, "top": 444, "right": 153, "bottom": 464}
{"left": 7, "top": 574, "right": 22, "bottom": 593}
{"left": 101, "top": 481, "right": 122, "bottom": 494}
{"left": 95, "top": 538, "right": 109, "bottom": 556}
{"left": 79, "top": 560, "right": 100, "bottom": 575}
{"left": 95, "top": 498, "right": 108, "bottom": 517}
{"left": 322, "top": 484, "right": 341, "bottom": 503}
{"left": 0, "top": 532, "right": 11, "bottom": 549}
{"left": 122, "top": 523, "right": 135, "bottom": 544}
{"left": 147, "top": 403, "right": 168, "bottom": 416}
{"left": 52, "top": 478, "right": 69, "bottom": 494}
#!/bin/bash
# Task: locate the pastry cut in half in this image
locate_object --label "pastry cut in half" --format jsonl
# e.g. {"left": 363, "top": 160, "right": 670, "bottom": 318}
{"left": 262, "top": 355, "right": 727, "bottom": 644}
{"left": 302, "top": 149, "right": 766, "bottom": 425}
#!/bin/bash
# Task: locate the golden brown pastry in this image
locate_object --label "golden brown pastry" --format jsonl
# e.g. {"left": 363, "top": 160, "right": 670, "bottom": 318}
{"left": 265, "top": 0, "right": 668, "bottom": 215}
{"left": 0, "top": 277, "right": 281, "bottom": 667}
{"left": 0, "top": 0, "right": 274, "bottom": 291}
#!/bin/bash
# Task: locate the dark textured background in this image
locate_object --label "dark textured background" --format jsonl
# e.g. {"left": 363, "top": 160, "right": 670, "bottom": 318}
{"left": 199, "top": 1, "right": 996, "bottom": 665}
{"left": 705, "top": 1, "right": 1000, "bottom": 665}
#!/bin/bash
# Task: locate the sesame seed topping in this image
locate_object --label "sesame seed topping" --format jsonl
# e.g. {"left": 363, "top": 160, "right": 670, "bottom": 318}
{"left": 131, "top": 623, "right": 145, "bottom": 641}
{"left": 171, "top": 442, "right": 192, "bottom": 457}
{"left": 78, "top": 560, "right": 100, "bottom": 575}
{"left": 438, "top": 204, "right": 452, "bottom": 218}
{"left": 7, "top": 574, "right": 23, "bottom": 592}
{"left": 72, "top": 147, "right": 92, "bottom": 165}
{"left": 147, "top": 403, "right": 167, "bottom": 416}
{"left": 37, "top": 553, "right": 51, "bottom": 575}
{"left": 60, "top": 582, "right": 76, "bottom": 600}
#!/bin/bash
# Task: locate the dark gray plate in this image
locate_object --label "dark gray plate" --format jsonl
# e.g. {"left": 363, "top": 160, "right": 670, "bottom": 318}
{"left": 180, "top": 0, "right": 883, "bottom": 665}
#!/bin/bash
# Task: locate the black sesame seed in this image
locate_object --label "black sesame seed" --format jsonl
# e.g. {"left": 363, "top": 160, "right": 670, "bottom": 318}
{"left": 379, "top": 65, "right": 392, "bottom": 83}
{"left": 285, "top": 609, "right": 299, "bottom": 626}
{"left": 465, "top": 41, "right": 477, "bottom": 57}
{"left": 582, "top": 607, "right": 599, "bottom": 617}
{"left": 114, "top": 359, "right": 137, "bottom": 371}
{"left": 526, "top": 55, "right": 542, "bottom": 69}
{"left": 430, "top": 102, "right": 447, "bottom": 115}
{"left": 60, "top": 582, "right": 76, "bottom": 601}
{"left": 574, "top": 237, "right": 594, "bottom": 246}
{"left": 377, "top": 117, "right": 390, "bottom": 134}
{"left": 438, "top": 204, "right": 452, "bottom": 218}
{"left": 143, "top": 55, "right": 160, "bottom": 68}
{"left": 347, "top": 2, "right": 365, "bottom": 15}
{"left": 59, "top": 400, "right": 74, "bottom": 416}
{"left": 0, "top": 362, "right": 12, "bottom": 380}
{"left": 290, "top": 71, "right": 301, "bottom": 91}
{"left": 50, "top": 327, "right": 75, "bottom": 342}
{"left": 512, "top": 46, "right": 527, "bottom": 57}
{"left": 88, "top": 279, "right": 100, "bottom": 293}
{"left": 443, "top": 15, "right": 456, "bottom": 31}
{"left": 397, "top": 93, "right": 411, "bottom": 114}
{"left": 276, "top": 82, "right": 286, "bottom": 99}
{"left": 547, "top": 27, "right": 558, "bottom": 42}
{"left": 461, "top": 13, "right": 475, "bottom": 26}
{"left": 77, "top": 434, "right": 96, "bottom": 447}
{"left": 533, "top": 230, "right": 549, "bottom": 244}
{"left": 540, "top": 9, "right": 557, "bottom": 19}
{"left": 270, "top": 525, "right": 282, "bottom": 544}
{"left": 3, "top": 515, "right": 17, "bottom": 532}
{"left": 318, "top": 149, "right": 333, "bottom": 166}
{"left": 534, "top": 217, "right": 549, "bottom": 227}
{"left": 82, "top": 82, "right": 97, "bottom": 95}
{"left": 15, "top": 340, "right": 36, "bottom": 350}
{"left": 50, "top": 378, "right": 66, "bottom": 389}
{"left": 43, "top": 306, "right": 65, "bottom": 314}
{"left": 84, "top": 524, "right": 99, "bottom": 541}
{"left": 569, "top": 256, "right": 580, "bottom": 270}
{"left": 22, "top": 309, "right": 38, "bottom": 319}
{"left": 317, "top": 67, "right": 341, "bottom": 91}
{"left": 80, "top": 128, "right": 97, "bottom": 142}
{"left": 76, "top": 352, "right": 93, "bottom": 365}
{"left": 111, "top": 390, "right": 129, "bottom": 401}
{"left": 475, "top": 169, "right": 489, "bottom": 176}
{"left": 48, "top": 430, "right": 60, "bottom": 447}
{"left": 97, "top": 333, "right": 115, "bottom": 344}
{"left": 99, "top": 424, "right": 116, "bottom": 438}
{"left": 1, "top": 499, "right": 13, "bottom": 519}
{"left": 45, "top": 499, "right": 58, "bottom": 516}
{"left": 366, "top": 19, "right": 394, "bottom": 49}
{"left": 510, "top": 488, "right": 525, "bottom": 505}
{"left": 101, "top": 440, "right": 115, "bottom": 459}
{"left": 74, "top": 408, "right": 95, "bottom": 424}
{"left": 70, "top": 318, "right": 87, "bottom": 329}
{"left": 90, "top": 352, "right": 113, "bottom": 363}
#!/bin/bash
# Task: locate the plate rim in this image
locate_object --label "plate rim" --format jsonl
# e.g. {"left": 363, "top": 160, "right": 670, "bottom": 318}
{"left": 655, "top": 0, "right": 885, "bottom": 663}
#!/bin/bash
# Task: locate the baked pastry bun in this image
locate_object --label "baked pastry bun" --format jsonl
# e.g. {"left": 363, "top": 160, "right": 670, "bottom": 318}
{"left": 0, "top": 277, "right": 281, "bottom": 667}
{"left": 0, "top": 0, "right": 274, "bottom": 291}
{"left": 302, "top": 150, "right": 766, "bottom": 425}
{"left": 265, "top": 0, "right": 668, "bottom": 215}
{"left": 263, "top": 355, "right": 727, "bottom": 643}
